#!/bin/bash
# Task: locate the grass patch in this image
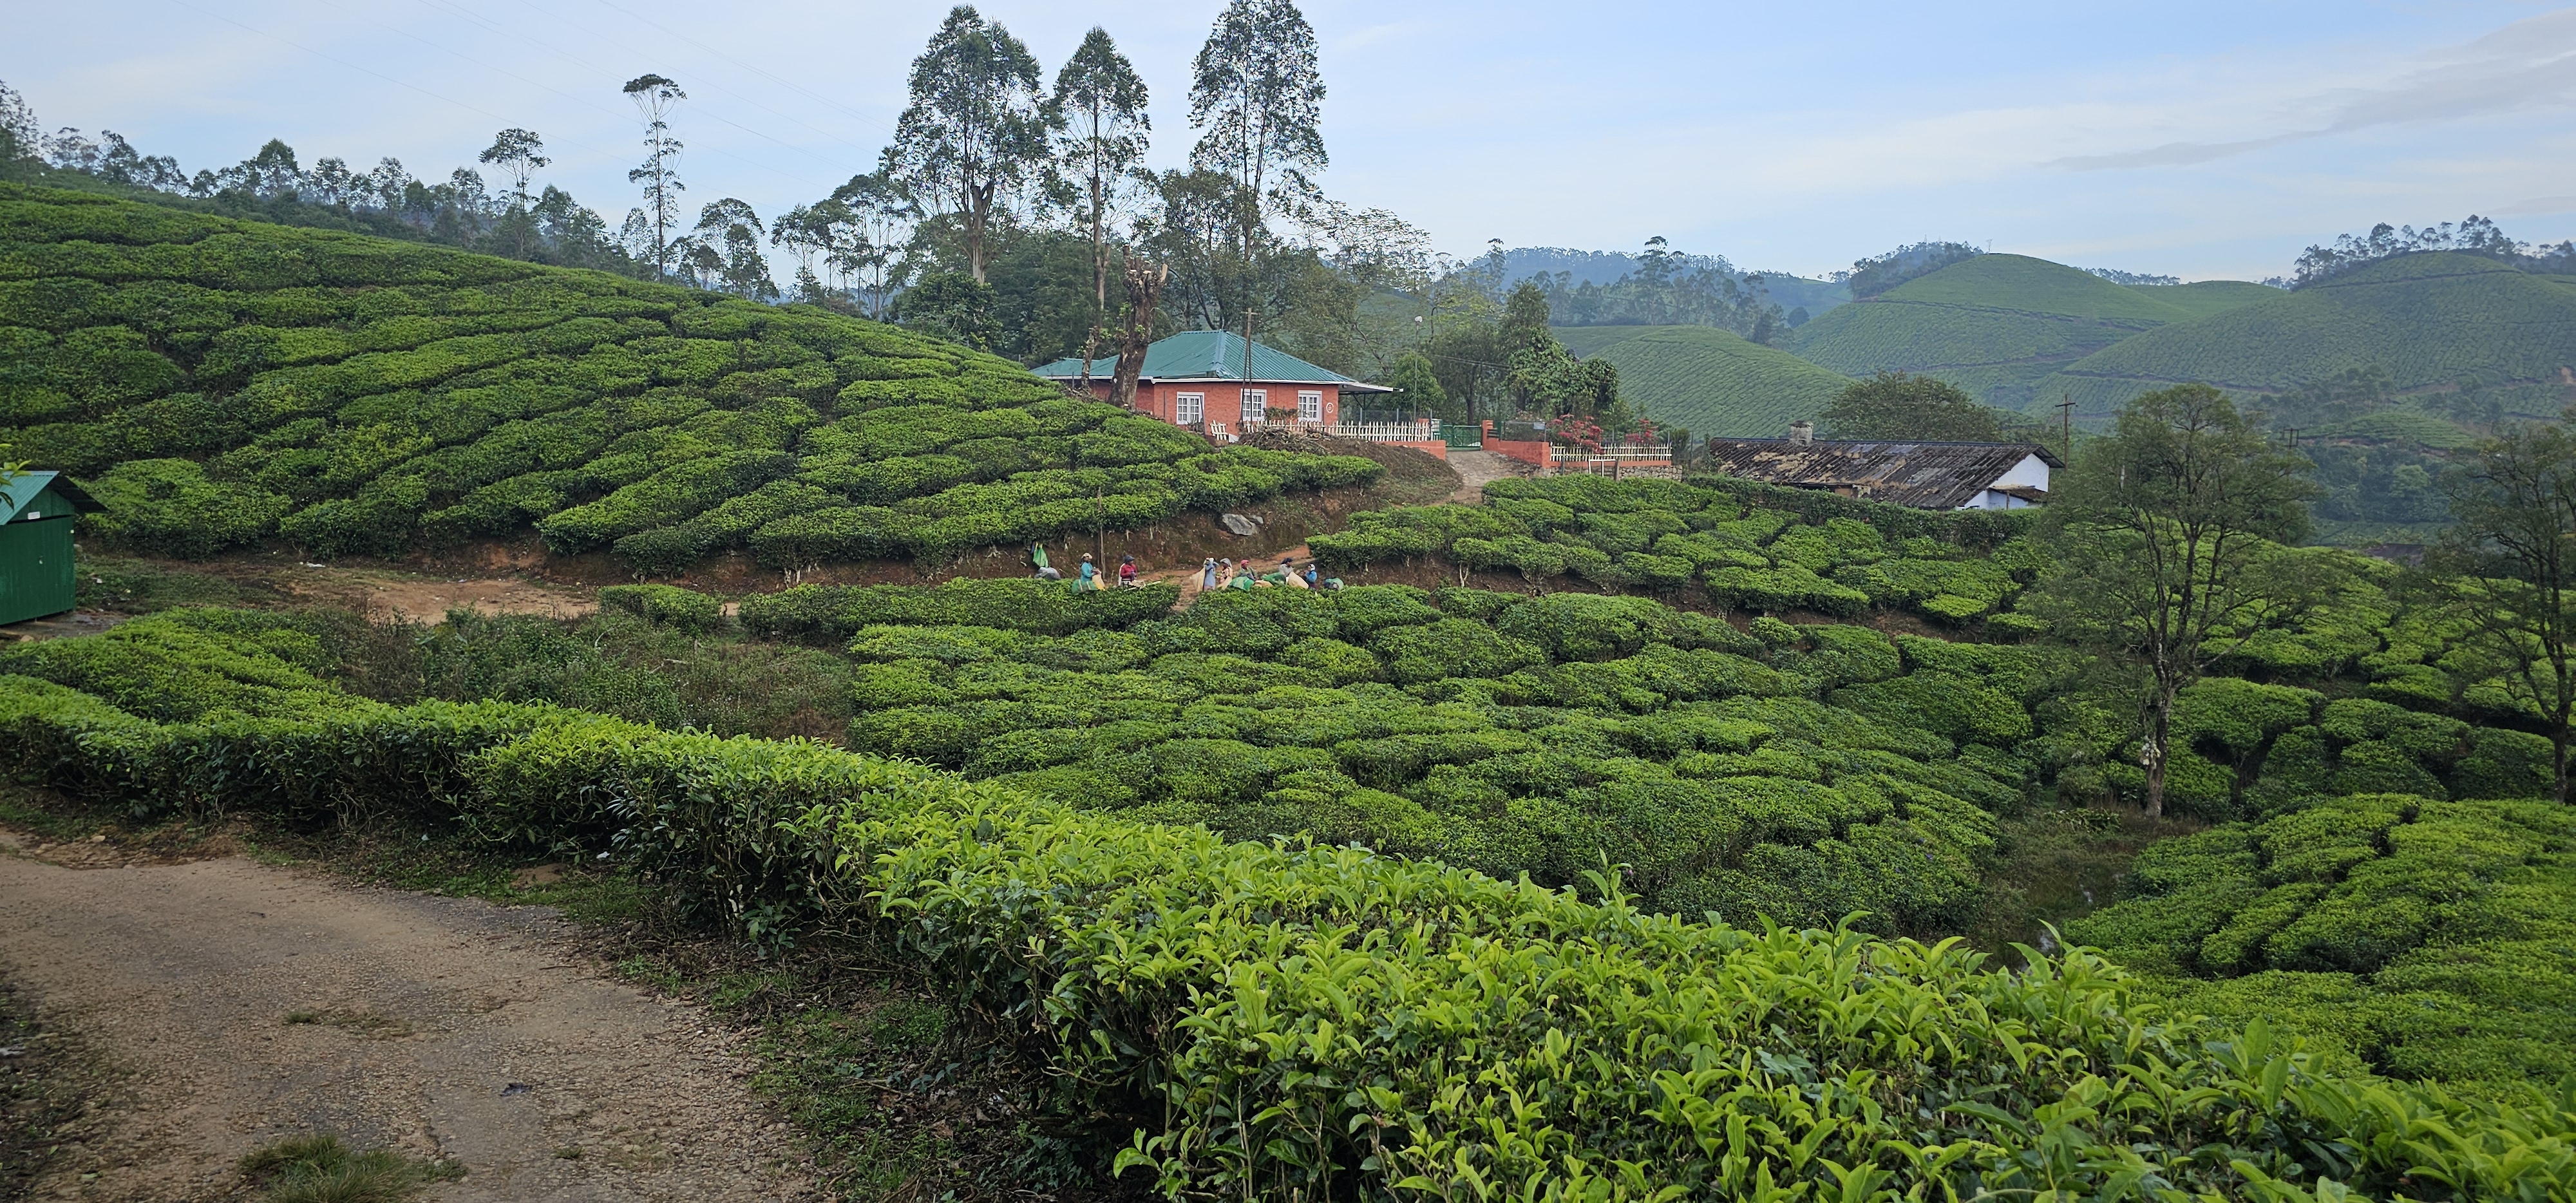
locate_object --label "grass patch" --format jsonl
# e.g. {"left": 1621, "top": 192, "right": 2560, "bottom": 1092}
{"left": 1966, "top": 803, "right": 2199, "bottom": 958}
{"left": 0, "top": 982, "right": 95, "bottom": 1199}
{"left": 236, "top": 1135, "right": 460, "bottom": 1203}
{"left": 74, "top": 550, "right": 283, "bottom": 614}
{"left": 242, "top": 824, "right": 651, "bottom": 928}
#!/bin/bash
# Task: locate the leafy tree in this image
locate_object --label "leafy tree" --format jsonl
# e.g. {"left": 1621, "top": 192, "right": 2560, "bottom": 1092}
{"left": 826, "top": 169, "right": 920, "bottom": 317}
{"left": 476, "top": 128, "right": 549, "bottom": 205}
{"left": 621, "top": 74, "right": 687, "bottom": 279}
{"left": 690, "top": 199, "right": 775, "bottom": 300}
{"left": 1847, "top": 241, "right": 1980, "bottom": 299}
{"left": 477, "top": 129, "right": 550, "bottom": 260}
{"left": 1821, "top": 373, "right": 2009, "bottom": 442}
{"left": 1189, "top": 0, "right": 1325, "bottom": 246}
{"left": 2292, "top": 215, "right": 2526, "bottom": 287}
{"left": 896, "top": 270, "right": 998, "bottom": 350}
{"left": 2029, "top": 384, "right": 2318, "bottom": 817}
{"left": 1382, "top": 352, "right": 1446, "bottom": 419}
{"left": 1046, "top": 26, "right": 1150, "bottom": 372}
{"left": 0, "top": 81, "right": 37, "bottom": 172}
{"left": 238, "top": 139, "right": 302, "bottom": 198}
{"left": 2261, "top": 365, "right": 2394, "bottom": 431}
{"left": 1530, "top": 236, "right": 1786, "bottom": 339}
{"left": 1500, "top": 280, "right": 1551, "bottom": 349}
{"left": 2426, "top": 421, "right": 2576, "bottom": 801}
{"left": 1136, "top": 166, "right": 1246, "bottom": 333}
{"left": 1188, "top": 0, "right": 1325, "bottom": 352}
{"left": 887, "top": 6, "right": 1052, "bottom": 284}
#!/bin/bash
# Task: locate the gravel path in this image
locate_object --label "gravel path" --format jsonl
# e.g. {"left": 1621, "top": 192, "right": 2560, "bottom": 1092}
{"left": 1443, "top": 448, "right": 1535, "bottom": 503}
{"left": 0, "top": 835, "right": 815, "bottom": 1202}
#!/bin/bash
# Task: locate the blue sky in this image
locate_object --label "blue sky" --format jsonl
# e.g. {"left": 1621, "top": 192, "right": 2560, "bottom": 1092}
{"left": 8, "top": 1, "right": 2574, "bottom": 281}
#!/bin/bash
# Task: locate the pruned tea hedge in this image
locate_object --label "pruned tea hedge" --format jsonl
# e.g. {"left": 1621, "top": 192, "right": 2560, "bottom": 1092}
{"left": 0, "top": 185, "right": 1380, "bottom": 569}
{"left": 2, "top": 615, "right": 2569, "bottom": 1201}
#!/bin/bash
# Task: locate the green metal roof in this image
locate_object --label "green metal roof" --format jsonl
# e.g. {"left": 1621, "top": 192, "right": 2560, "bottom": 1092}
{"left": 1034, "top": 330, "right": 1389, "bottom": 390}
{"left": 1, "top": 471, "right": 93, "bottom": 523}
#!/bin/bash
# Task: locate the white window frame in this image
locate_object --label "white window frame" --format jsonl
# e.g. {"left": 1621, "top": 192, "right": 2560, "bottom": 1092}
{"left": 1298, "top": 390, "right": 1323, "bottom": 422}
{"left": 1241, "top": 388, "right": 1267, "bottom": 424}
{"left": 1175, "top": 392, "right": 1204, "bottom": 425}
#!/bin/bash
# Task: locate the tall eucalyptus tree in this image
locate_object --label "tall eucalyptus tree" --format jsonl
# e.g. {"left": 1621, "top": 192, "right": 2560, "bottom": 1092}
{"left": 1046, "top": 27, "right": 1150, "bottom": 377}
{"left": 1188, "top": 0, "right": 1325, "bottom": 363}
{"left": 887, "top": 6, "right": 1051, "bottom": 284}
{"left": 621, "top": 74, "right": 687, "bottom": 280}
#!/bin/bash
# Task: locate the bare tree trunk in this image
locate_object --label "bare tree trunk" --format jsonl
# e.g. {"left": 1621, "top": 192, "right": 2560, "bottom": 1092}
{"left": 2143, "top": 675, "right": 2177, "bottom": 819}
{"left": 1110, "top": 260, "right": 1166, "bottom": 410}
{"left": 2555, "top": 719, "right": 2570, "bottom": 805}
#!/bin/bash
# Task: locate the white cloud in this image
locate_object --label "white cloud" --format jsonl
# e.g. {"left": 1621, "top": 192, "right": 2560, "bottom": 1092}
{"left": 2050, "top": 8, "right": 2576, "bottom": 170}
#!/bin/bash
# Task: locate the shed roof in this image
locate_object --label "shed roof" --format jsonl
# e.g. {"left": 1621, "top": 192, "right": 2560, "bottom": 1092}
{"left": 1, "top": 471, "right": 95, "bottom": 523}
{"left": 1034, "top": 330, "right": 1392, "bottom": 392}
{"left": 1700, "top": 439, "right": 2060, "bottom": 510}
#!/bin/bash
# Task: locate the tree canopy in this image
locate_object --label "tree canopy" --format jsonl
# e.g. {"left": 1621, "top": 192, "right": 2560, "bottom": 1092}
{"left": 1820, "top": 372, "right": 2010, "bottom": 442}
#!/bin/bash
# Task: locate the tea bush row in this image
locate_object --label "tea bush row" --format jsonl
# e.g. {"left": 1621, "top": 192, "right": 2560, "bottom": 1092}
{"left": 820, "top": 583, "right": 2073, "bottom": 933}
{"left": 0, "top": 185, "right": 1378, "bottom": 568}
{"left": 1309, "top": 475, "right": 2040, "bottom": 624}
{"left": 2069, "top": 791, "right": 2576, "bottom": 1091}
{"left": 0, "top": 617, "right": 2566, "bottom": 1201}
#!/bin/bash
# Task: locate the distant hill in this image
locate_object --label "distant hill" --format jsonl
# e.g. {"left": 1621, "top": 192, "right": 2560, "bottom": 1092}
{"left": 1557, "top": 325, "right": 1855, "bottom": 437}
{"left": 2049, "top": 252, "right": 2576, "bottom": 417}
{"left": 1783, "top": 254, "right": 2275, "bottom": 413}
{"left": 1504, "top": 247, "right": 1851, "bottom": 317}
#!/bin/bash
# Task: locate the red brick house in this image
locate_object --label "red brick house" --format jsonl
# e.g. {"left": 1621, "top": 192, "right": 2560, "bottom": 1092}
{"left": 1034, "top": 331, "right": 1391, "bottom": 439}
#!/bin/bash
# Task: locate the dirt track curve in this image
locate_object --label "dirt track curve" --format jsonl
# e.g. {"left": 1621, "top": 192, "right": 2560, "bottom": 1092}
{"left": 0, "top": 836, "right": 815, "bottom": 1202}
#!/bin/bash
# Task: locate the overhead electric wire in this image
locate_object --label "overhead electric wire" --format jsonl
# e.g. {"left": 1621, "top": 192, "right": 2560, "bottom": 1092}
{"left": 299, "top": 0, "right": 843, "bottom": 187}
{"left": 165, "top": 0, "right": 522, "bottom": 132}
{"left": 583, "top": 0, "right": 899, "bottom": 144}
{"left": 457, "top": 0, "right": 891, "bottom": 166}
{"left": 167, "top": 0, "right": 828, "bottom": 197}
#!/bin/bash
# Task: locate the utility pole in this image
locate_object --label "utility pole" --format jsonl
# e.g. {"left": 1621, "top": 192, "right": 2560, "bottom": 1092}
{"left": 2054, "top": 393, "right": 2074, "bottom": 460}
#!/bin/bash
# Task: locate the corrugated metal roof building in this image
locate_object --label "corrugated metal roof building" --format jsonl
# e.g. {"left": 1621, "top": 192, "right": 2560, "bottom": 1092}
{"left": 1034, "top": 332, "right": 1391, "bottom": 439}
{"left": 1701, "top": 424, "right": 2061, "bottom": 511}
{"left": 1, "top": 471, "right": 94, "bottom": 625}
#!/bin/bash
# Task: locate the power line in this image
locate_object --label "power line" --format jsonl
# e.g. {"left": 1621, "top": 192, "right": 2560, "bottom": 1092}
{"left": 583, "top": 0, "right": 898, "bottom": 144}
{"left": 319, "top": 0, "right": 844, "bottom": 185}
{"left": 166, "top": 0, "right": 520, "bottom": 131}
{"left": 469, "top": 0, "right": 890, "bottom": 164}
{"left": 174, "top": 0, "right": 824, "bottom": 194}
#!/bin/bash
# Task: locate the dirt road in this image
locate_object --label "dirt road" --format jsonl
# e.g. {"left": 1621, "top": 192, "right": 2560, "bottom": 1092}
{"left": 0, "top": 837, "right": 814, "bottom": 1202}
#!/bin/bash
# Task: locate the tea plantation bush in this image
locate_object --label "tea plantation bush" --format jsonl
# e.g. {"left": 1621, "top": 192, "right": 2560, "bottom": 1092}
{"left": 597, "top": 583, "right": 723, "bottom": 632}
{"left": 829, "top": 582, "right": 2050, "bottom": 933}
{"left": 2069, "top": 791, "right": 2576, "bottom": 1093}
{"left": 1311, "top": 475, "right": 2037, "bottom": 624}
{"left": 0, "top": 185, "right": 1378, "bottom": 567}
{"left": 2, "top": 617, "right": 2569, "bottom": 1201}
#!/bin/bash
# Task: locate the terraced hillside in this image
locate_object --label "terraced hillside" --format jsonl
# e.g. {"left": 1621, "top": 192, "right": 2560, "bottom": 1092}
{"left": 1550, "top": 325, "right": 1855, "bottom": 437}
{"left": 0, "top": 184, "right": 1379, "bottom": 572}
{"left": 1785, "top": 254, "right": 2273, "bottom": 413}
{"left": 2047, "top": 251, "right": 2576, "bottom": 417}
{"left": 2131, "top": 278, "right": 2285, "bottom": 320}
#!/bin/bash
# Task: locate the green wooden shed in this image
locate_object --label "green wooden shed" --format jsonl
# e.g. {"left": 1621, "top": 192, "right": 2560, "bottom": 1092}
{"left": 1, "top": 471, "right": 94, "bottom": 625}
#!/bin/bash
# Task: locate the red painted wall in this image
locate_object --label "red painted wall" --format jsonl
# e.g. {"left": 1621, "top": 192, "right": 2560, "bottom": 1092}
{"left": 1068, "top": 379, "right": 1341, "bottom": 433}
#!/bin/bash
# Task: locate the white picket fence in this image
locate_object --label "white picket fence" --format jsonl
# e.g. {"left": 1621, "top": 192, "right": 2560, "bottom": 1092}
{"left": 1325, "top": 422, "right": 1443, "bottom": 442}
